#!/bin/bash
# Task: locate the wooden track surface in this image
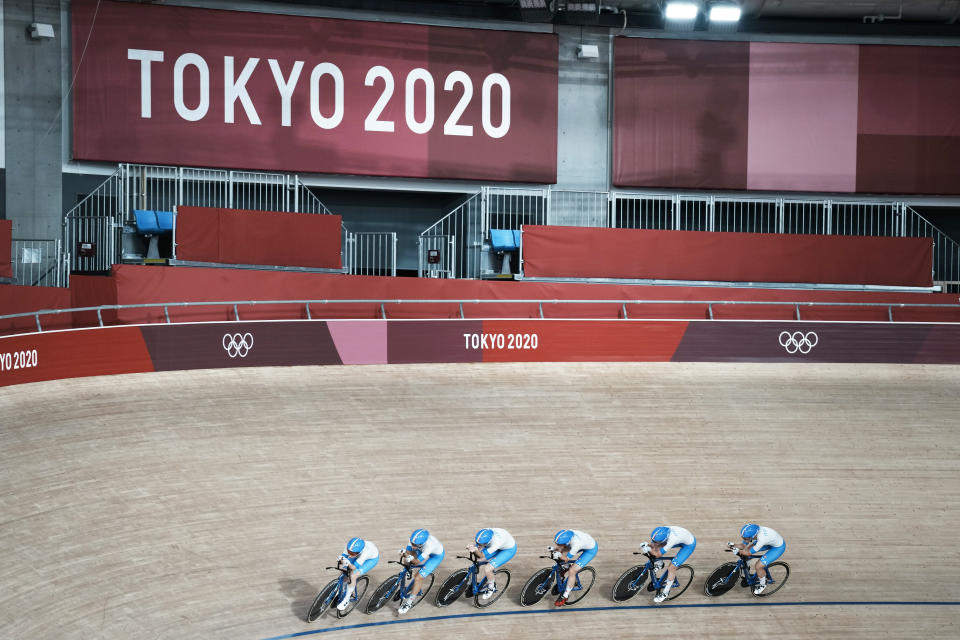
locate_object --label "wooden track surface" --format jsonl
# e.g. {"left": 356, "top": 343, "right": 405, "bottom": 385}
{"left": 1, "top": 363, "right": 958, "bottom": 639}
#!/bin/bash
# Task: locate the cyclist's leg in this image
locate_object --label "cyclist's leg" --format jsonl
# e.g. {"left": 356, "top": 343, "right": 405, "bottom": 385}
{"left": 413, "top": 550, "right": 444, "bottom": 596}
{"left": 483, "top": 546, "right": 516, "bottom": 592}
{"left": 756, "top": 542, "right": 785, "bottom": 582}
{"left": 562, "top": 543, "right": 597, "bottom": 597}
{"left": 342, "top": 556, "right": 378, "bottom": 604}
{"left": 662, "top": 540, "right": 695, "bottom": 596}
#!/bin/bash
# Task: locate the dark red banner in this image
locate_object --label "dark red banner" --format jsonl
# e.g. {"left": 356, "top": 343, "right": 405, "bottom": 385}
{"left": 176, "top": 207, "right": 342, "bottom": 269}
{"left": 521, "top": 225, "right": 933, "bottom": 287}
{"left": 71, "top": 0, "right": 558, "bottom": 183}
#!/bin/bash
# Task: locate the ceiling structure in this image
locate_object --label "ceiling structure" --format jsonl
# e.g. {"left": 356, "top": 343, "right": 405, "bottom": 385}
{"left": 274, "top": 0, "right": 960, "bottom": 37}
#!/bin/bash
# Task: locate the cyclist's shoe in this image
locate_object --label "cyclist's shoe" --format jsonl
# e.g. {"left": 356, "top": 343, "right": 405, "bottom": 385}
{"left": 653, "top": 591, "right": 667, "bottom": 604}
{"left": 554, "top": 596, "right": 567, "bottom": 607}
{"left": 753, "top": 582, "right": 766, "bottom": 595}
{"left": 398, "top": 597, "right": 414, "bottom": 615}
{"left": 480, "top": 586, "right": 496, "bottom": 600}
{"left": 654, "top": 560, "right": 664, "bottom": 571}
{"left": 336, "top": 597, "right": 350, "bottom": 611}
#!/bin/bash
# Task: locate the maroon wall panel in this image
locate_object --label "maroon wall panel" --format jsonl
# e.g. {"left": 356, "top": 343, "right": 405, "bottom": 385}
{"left": 175, "top": 207, "right": 341, "bottom": 269}
{"left": 71, "top": 0, "right": 557, "bottom": 183}
{"left": 521, "top": 225, "right": 933, "bottom": 287}
{"left": 0, "top": 220, "right": 11, "bottom": 278}
{"left": 613, "top": 38, "right": 749, "bottom": 190}
{"left": 0, "top": 285, "right": 73, "bottom": 335}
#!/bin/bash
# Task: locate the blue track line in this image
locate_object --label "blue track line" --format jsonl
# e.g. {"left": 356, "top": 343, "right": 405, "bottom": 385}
{"left": 261, "top": 600, "right": 960, "bottom": 640}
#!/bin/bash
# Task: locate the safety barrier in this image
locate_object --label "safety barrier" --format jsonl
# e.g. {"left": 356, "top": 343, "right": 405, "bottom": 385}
{"left": 3, "top": 297, "right": 959, "bottom": 336}
{"left": 9, "top": 240, "right": 70, "bottom": 288}
{"left": 344, "top": 233, "right": 397, "bottom": 277}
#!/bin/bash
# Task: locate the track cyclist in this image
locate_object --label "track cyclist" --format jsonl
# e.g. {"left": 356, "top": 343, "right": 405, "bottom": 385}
{"left": 398, "top": 529, "right": 445, "bottom": 614}
{"left": 643, "top": 525, "right": 696, "bottom": 603}
{"left": 466, "top": 528, "right": 517, "bottom": 600}
{"left": 733, "top": 523, "right": 785, "bottom": 595}
{"left": 551, "top": 529, "right": 598, "bottom": 607}
{"left": 336, "top": 537, "right": 380, "bottom": 611}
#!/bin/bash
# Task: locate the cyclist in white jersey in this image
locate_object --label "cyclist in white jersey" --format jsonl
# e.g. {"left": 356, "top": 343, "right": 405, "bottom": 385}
{"left": 551, "top": 529, "right": 598, "bottom": 607}
{"left": 398, "top": 529, "right": 445, "bottom": 614}
{"left": 336, "top": 537, "right": 380, "bottom": 611}
{"left": 642, "top": 525, "right": 696, "bottom": 603}
{"left": 467, "top": 527, "right": 517, "bottom": 600}
{"left": 734, "top": 523, "right": 786, "bottom": 595}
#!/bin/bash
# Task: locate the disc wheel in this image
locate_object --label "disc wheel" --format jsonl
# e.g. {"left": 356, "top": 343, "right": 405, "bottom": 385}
{"left": 665, "top": 565, "right": 694, "bottom": 601}
{"left": 435, "top": 568, "right": 470, "bottom": 607}
{"left": 336, "top": 576, "right": 368, "bottom": 618}
{"left": 611, "top": 565, "right": 648, "bottom": 603}
{"left": 306, "top": 579, "right": 340, "bottom": 622}
{"left": 475, "top": 568, "right": 510, "bottom": 608}
{"left": 755, "top": 562, "right": 790, "bottom": 597}
{"left": 408, "top": 573, "right": 436, "bottom": 610}
{"left": 704, "top": 563, "right": 739, "bottom": 597}
{"left": 564, "top": 566, "right": 596, "bottom": 605}
{"left": 365, "top": 575, "right": 400, "bottom": 614}
{"left": 519, "top": 567, "right": 554, "bottom": 607}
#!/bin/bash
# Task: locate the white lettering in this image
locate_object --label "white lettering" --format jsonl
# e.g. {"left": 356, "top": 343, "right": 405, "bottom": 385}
{"left": 269, "top": 59, "right": 304, "bottom": 128}
{"left": 405, "top": 68, "right": 434, "bottom": 135}
{"left": 174, "top": 53, "right": 210, "bottom": 122}
{"left": 128, "top": 49, "right": 164, "bottom": 118}
{"left": 443, "top": 71, "right": 474, "bottom": 137}
{"left": 482, "top": 73, "right": 511, "bottom": 139}
{"left": 364, "top": 66, "right": 395, "bottom": 132}
{"left": 224, "top": 56, "right": 262, "bottom": 125}
{"left": 310, "top": 62, "right": 344, "bottom": 129}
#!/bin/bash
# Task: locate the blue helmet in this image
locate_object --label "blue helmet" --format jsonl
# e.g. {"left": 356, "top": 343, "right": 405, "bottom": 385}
{"left": 651, "top": 526, "right": 669, "bottom": 543}
{"left": 475, "top": 528, "right": 494, "bottom": 546}
{"left": 554, "top": 529, "right": 574, "bottom": 545}
{"left": 410, "top": 529, "right": 430, "bottom": 547}
{"left": 740, "top": 524, "right": 760, "bottom": 540}
{"left": 346, "top": 537, "right": 365, "bottom": 554}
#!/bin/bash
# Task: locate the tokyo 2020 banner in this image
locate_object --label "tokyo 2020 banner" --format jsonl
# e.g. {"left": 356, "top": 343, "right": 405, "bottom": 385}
{"left": 71, "top": 0, "right": 558, "bottom": 183}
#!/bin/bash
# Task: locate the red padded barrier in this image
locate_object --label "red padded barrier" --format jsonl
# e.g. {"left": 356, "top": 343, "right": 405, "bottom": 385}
{"left": 71, "top": 275, "right": 118, "bottom": 329}
{"left": 0, "top": 285, "right": 72, "bottom": 335}
{"left": 176, "top": 207, "right": 342, "bottom": 270}
{"left": 0, "top": 220, "right": 11, "bottom": 278}
{"left": 521, "top": 225, "right": 933, "bottom": 287}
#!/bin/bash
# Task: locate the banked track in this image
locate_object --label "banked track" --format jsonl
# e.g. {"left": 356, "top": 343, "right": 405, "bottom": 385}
{"left": 1, "top": 362, "right": 958, "bottom": 639}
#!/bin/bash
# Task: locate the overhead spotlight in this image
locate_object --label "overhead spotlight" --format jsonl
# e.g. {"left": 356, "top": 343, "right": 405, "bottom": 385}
{"left": 708, "top": 3, "right": 742, "bottom": 23}
{"left": 664, "top": 1, "right": 700, "bottom": 21}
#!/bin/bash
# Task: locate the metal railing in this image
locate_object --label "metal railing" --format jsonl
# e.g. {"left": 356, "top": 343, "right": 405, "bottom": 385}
{"left": 345, "top": 232, "right": 397, "bottom": 277}
{"left": 10, "top": 239, "right": 70, "bottom": 288}
{"left": 63, "top": 163, "right": 338, "bottom": 271}
{"left": 3, "top": 297, "right": 959, "bottom": 336}
{"left": 418, "top": 192, "right": 483, "bottom": 279}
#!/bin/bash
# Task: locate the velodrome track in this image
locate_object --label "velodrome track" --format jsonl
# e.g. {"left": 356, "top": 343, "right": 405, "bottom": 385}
{"left": 1, "top": 362, "right": 958, "bottom": 639}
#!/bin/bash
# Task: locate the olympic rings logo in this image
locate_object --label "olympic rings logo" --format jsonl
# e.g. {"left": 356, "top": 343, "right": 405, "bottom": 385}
{"left": 222, "top": 333, "right": 254, "bottom": 358}
{"left": 778, "top": 331, "right": 818, "bottom": 354}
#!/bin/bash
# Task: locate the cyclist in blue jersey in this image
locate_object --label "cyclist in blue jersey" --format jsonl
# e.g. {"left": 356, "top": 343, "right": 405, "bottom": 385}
{"left": 466, "top": 527, "right": 517, "bottom": 600}
{"left": 551, "top": 529, "right": 598, "bottom": 607}
{"left": 643, "top": 525, "right": 696, "bottom": 603}
{"left": 336, "top": 537, "right": 379, "bottom": 611}
{"left": 398, "top": 529, "right": 445, "bottom": 614}
{"left": 733, "top": 523, "right": 786, "bottom": 595}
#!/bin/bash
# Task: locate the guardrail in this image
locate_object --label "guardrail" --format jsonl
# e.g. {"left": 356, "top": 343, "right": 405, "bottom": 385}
{"left": 3, "top": 298, "right": 959, "bottom": 336}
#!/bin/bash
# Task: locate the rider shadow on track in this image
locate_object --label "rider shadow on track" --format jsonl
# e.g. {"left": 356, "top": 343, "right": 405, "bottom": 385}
{"left": 279, "top": 578, "right": 319, "bottom": 621}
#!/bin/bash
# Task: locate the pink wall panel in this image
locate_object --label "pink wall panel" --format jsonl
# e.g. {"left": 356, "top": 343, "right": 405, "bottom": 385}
{"left": 747, "top": 42, "right": 859, "bottom": 192}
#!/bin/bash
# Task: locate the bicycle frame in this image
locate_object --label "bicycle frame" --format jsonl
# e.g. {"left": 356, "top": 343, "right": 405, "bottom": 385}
{"left": 393, "top": 561, "right": 426, "bottom": 600}
{"left": 453, "top": 555, "right": 493, "bottom": 596}
{"left": 324, "top": 567, "right": 357, "bottom": 607}
{"left": 630, "top": 553, "right": 680, "bottom": 591}
{"left": 716, "top": 552, "right": 776, "bottom": 589}
{"left": 535, "top": 556, "right": 588, "bottom": 595}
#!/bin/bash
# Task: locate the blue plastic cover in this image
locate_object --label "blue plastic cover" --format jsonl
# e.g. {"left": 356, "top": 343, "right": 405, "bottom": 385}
{"left": 133, "top": 209, "right": 161, "bottom": 234}
{"left": 155, "top": 210, "right": 175, "bottom": 231}
{"left": 490, "top": 228, "right": 520, "bottom": 251}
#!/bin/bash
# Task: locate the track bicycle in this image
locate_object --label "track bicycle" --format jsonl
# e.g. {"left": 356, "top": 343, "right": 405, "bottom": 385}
{"left": 434, "top": 553, "right": 511, "bottom": 608}
{"left": 519, "top": 546, "right": 596, "bottom": 607}
{"left": 703, "top": 543, "right": 790, "bottom": 597}
{"left": 306, "top": 564, "right": 369, "bottom": 621}
{"left": 365, "top": 559, "right": 435, "bottom": 614}
{"left": 611, "top": 550, "right": 694, "bottom": 603}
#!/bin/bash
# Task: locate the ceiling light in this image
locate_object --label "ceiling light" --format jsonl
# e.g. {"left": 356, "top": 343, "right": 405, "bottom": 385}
{"left": 664, "top": 1, "right": 700, "bottom": 21}
{"left": 709, "top": 4, "right": 741, "bottom": 22}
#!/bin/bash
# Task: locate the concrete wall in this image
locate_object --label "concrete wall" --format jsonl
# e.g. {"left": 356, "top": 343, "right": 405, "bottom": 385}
{"left": 3, "top": 0, "right": 61, "bottom": 239}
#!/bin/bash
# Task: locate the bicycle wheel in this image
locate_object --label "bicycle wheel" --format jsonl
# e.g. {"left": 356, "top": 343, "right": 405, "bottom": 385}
{"left": 409, "top": 574, "right": 436, "bottom": 609}
{"left": 306, "top": 579, "right": 340, "bottom": 622}
{"left": 519, "top": 568, "right": 554, "bottom": 607}
{"left": 665, "top": 565, "right": 694, "bottom": 601}
{"left": 336, "top": 576, "right": 368, "bottom": 618}
{"left": 365, "top": 575, "right": 400, "bottom": 614}
{"left": 703, "top": 562, "right": 739, "bottom": 597}
{"left": 435, "top": 568, "right": 470, "bottom": 607}
{"left": 475, "top": 568, "right": 511, "bottom": 608}
{"left": 611, "top": 565, "right": 648, "bottom": 603}
{"left": 564, "top": 566, "right": 596, "bottom": 605}
{"left": 755, "top": 562, "right": 790, "bottom": 597}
